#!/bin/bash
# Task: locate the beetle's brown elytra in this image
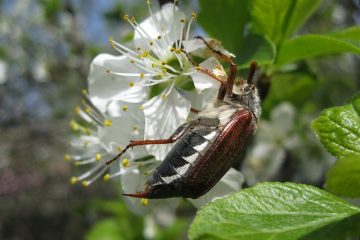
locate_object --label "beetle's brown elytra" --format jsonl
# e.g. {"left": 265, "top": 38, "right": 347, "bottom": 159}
{"left": 106, "top": 37, "right": 261, "bottom": 199}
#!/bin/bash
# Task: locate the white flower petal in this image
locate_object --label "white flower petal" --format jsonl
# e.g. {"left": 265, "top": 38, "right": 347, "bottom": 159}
{"left": 98, "top": 115, "right": 147, "bottom": 159}
{"left": 189, "top": 168, "right": 244, "bottom": 208}
{"left": 190, "top": 57, "right": 222, "bottom": 93}
{"left": 183, "top": 38, "right": 235, "bottom": 58}
{"left": 243, "top": 142, "right": 285, "bottom": 185}
{"left": 120, "top": 168, "right": 180, "bottom": 217}
{"left": 179, "top": 87, "right": 217, "bottom": 116}
{"left": 121, "top": 168, "right": 148, "bottom": 215}
{"left": 271, "top": 102, "right": 296, "bottom": 137}
{"left": 143, "top": 88, "right": 191, "bottom": 160}
{"left": 88, "top": 54, "right": 148, "bottom": 104}
{"left": 134, "top": 3, "right": 185, "bottom": 49}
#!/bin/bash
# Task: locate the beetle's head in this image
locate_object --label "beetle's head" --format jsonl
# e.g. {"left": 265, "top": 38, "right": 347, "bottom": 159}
{"left": 228, "top": 77, "right": 261, "bottom": 120}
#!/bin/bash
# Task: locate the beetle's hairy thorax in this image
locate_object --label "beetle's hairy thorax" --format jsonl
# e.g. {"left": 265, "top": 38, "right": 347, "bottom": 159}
{"left": 199, "top": 86, "right": 261, "bottom": 126}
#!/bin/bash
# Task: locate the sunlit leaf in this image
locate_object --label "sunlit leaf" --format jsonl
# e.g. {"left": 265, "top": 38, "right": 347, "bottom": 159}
{"left": 189, "top": 182, "right": 360, "bottom": 240}
{"left": 276, "top": 34, "right": 360, "bottom": 66}
{"left": 250, "top": 0, "right": 322, "bottom": 44}
{"left": 312, "top": 92, "right": 360, "bottom": 158}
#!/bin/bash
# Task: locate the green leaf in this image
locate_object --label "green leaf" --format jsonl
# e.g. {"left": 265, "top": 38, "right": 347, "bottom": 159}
{"left": 328, "top": 26, "right": 360, "bottom": 46}
{"left": 86, "top": 218, "right": 135, "bottom": 240}
{"left": 311, "top": 92, "right": 360, "bottom": 158}
{"left": 189, "top": 182, "right": 360, "bottom": 240}
{"left": 326, "top": 154, "right": 360, "bottom": 198}
{"left": 236, "top": 34, "right": 276, "bottom": 68}
{"left": 198, "top": 0, "right": 250, "bottom": 53}
{"left": 250, "top": 0, "right": 321, "bottom": 44}
{"left": 262, "top": 72, "right": 316, "bottom": 117}
{"left": 154, "top": 219, "right": 187, "bottom": 240}
{"left": 276, "top": 34, "right": 360, "bottom": 66}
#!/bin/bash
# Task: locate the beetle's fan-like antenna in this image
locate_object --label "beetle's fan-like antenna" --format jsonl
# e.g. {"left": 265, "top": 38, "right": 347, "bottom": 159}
{"left": 247, "top": 61, "right": 257, "bottom": 85}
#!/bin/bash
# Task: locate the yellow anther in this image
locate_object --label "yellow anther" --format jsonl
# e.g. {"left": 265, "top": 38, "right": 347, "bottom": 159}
{"left": 132, "top": 125, "right": 138, "bottom": 131}
{"left": 151, "top": 63, "right": 157, "bottom": 68}
{"left": 129, "top": 82, "right": 135, "bottom": 87}
{"left": 70, "top": 177, "right": 78, "bottom": 185}
{"left": 161, "top": 62, "right": 166, "bottom": 66}
{"left": 142, "top": 50, "right": 149, "bottom": 57}
{"left": 104, "top": 119, "right": 113, "bottom": 127}
{"left": 85, "top": 107, "right": 91, "bottom": 113}
{"left": 192, "top": 12, "right": 197, "bottom": 19}
{"left": 162, "top": 68, "right": 167, "bottom": 73}
{"left": 74, "top": 106, "right": 81, "bottom": 114}
{"left": 103, "top": 173, "right": 111, "bottom": 182}
{"left": 141, "top": 198, "right": 149, "bottom": 206}
{"left": 139, "top": 105, "right": 144, "bottom": 110}
{"left": 122, "top": 105, "right": 129, "bottom": 111}
{"left": 170, "top": 47, "right": 175, "bottom": 52}
{"left": 130, "top": 60, "right": 135, "bottom": 64}
{"left": 82, "top": 89, "right": 88, "bottom": 95}
{"left": 108, "top": 36, "right": 115, "bottom": 48}
{"left": 157, "top": 35, "right": 161, "bottom": 40}
{"left": 140, "top": 73, "right": 145, "bottom": 79}
{"left": 149, "top": 41, "right": 154, "bottom": 46}
{"left": 146, "top": 0, "right": 151, "bottom": 5}
{"left": 122, "top": 158, "right": 129, "bottom": 167}
{"left": 137, "top": 47, "right": 141, "bottom": 51}
{"left": 117, "top": 145, "right": 124, "bottom": 151}
{"left": 195, "top": 66, "right": 202, "bottom": 70}
{"left": 64, "top": 154, "right": 72, "bottom": 161}
{"left": 180, "top": 19, "right": 185, "bottom": 23}
{"left": 82, "top": 180, "right": 90, "bottom": 187}
{"left": 130, "top": 16, "right": 136, "bottom": 23}
{"left": 175, "top": 48, "right": 182, "bottom": 54}
{"left": 95, "top": 153, "right": 102, "bottom": 161}
{"left": 161, "top": 94, "right": 167, "bottom": 100}
{"left": 106, "top": 69, "right": 111, "bottom": 73}
{"left": 74, "top": 162, "right": 80, "bottom": 167}
{"left": 123, "top": 14, "right": 129, "bottom": 21}
{"left": 70, "top": 120, "right": 79, "bottom": 131}
{"left": 137, "top": 54, "right": 142, "bottom": 59}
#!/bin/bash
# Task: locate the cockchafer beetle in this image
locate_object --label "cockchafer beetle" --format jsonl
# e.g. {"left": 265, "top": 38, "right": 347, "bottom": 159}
{"left": 106, "top": 36, "right": 261, "bottom": 199}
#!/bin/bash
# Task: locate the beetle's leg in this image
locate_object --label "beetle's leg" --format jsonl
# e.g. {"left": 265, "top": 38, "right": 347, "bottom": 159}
{"left": 190, "top": 107, "right": 200, "bottom": 114}
{"left": 106, "top": 121, "right": 197, "bottom": 165}
{"left": 180, "top": 48, "right": 227, "bottom": 100}
{"left": 194, "top": 36, "right": 237, "bottom": 96}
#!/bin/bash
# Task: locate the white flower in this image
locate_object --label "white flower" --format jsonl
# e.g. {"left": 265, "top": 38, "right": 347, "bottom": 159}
{"left": 67, "top": 1, "right": 245, "bottom": 214}
{"left": 89, "top": 2, "right": 227, "bottom": 160}
{"left": 242, "top": 103, "right": 300, "bottom": 185}
{"left": 242, "top": 102, "right": 335, "bottom": 185}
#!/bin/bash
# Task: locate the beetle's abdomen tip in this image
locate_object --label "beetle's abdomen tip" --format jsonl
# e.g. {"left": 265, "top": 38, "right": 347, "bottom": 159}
{"left": 122, "top": 191, "right": 149, "bottom": 198}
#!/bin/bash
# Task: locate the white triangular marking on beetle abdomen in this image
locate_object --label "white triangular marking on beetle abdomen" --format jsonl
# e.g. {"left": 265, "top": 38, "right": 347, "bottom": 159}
{"left": 193, "top": 141, "right": 209, "bottom": 153}
{"left": 182, "top": 152, "right": 200, "bottom": 164}
{"left": 175, "top": 163, "right": 191, "bottom": 176}
{"left": 203, "top": 131, "right": 217, "bottom": 142}
{"left": 161, "top": 174, "right": 181, "bottom": 184}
